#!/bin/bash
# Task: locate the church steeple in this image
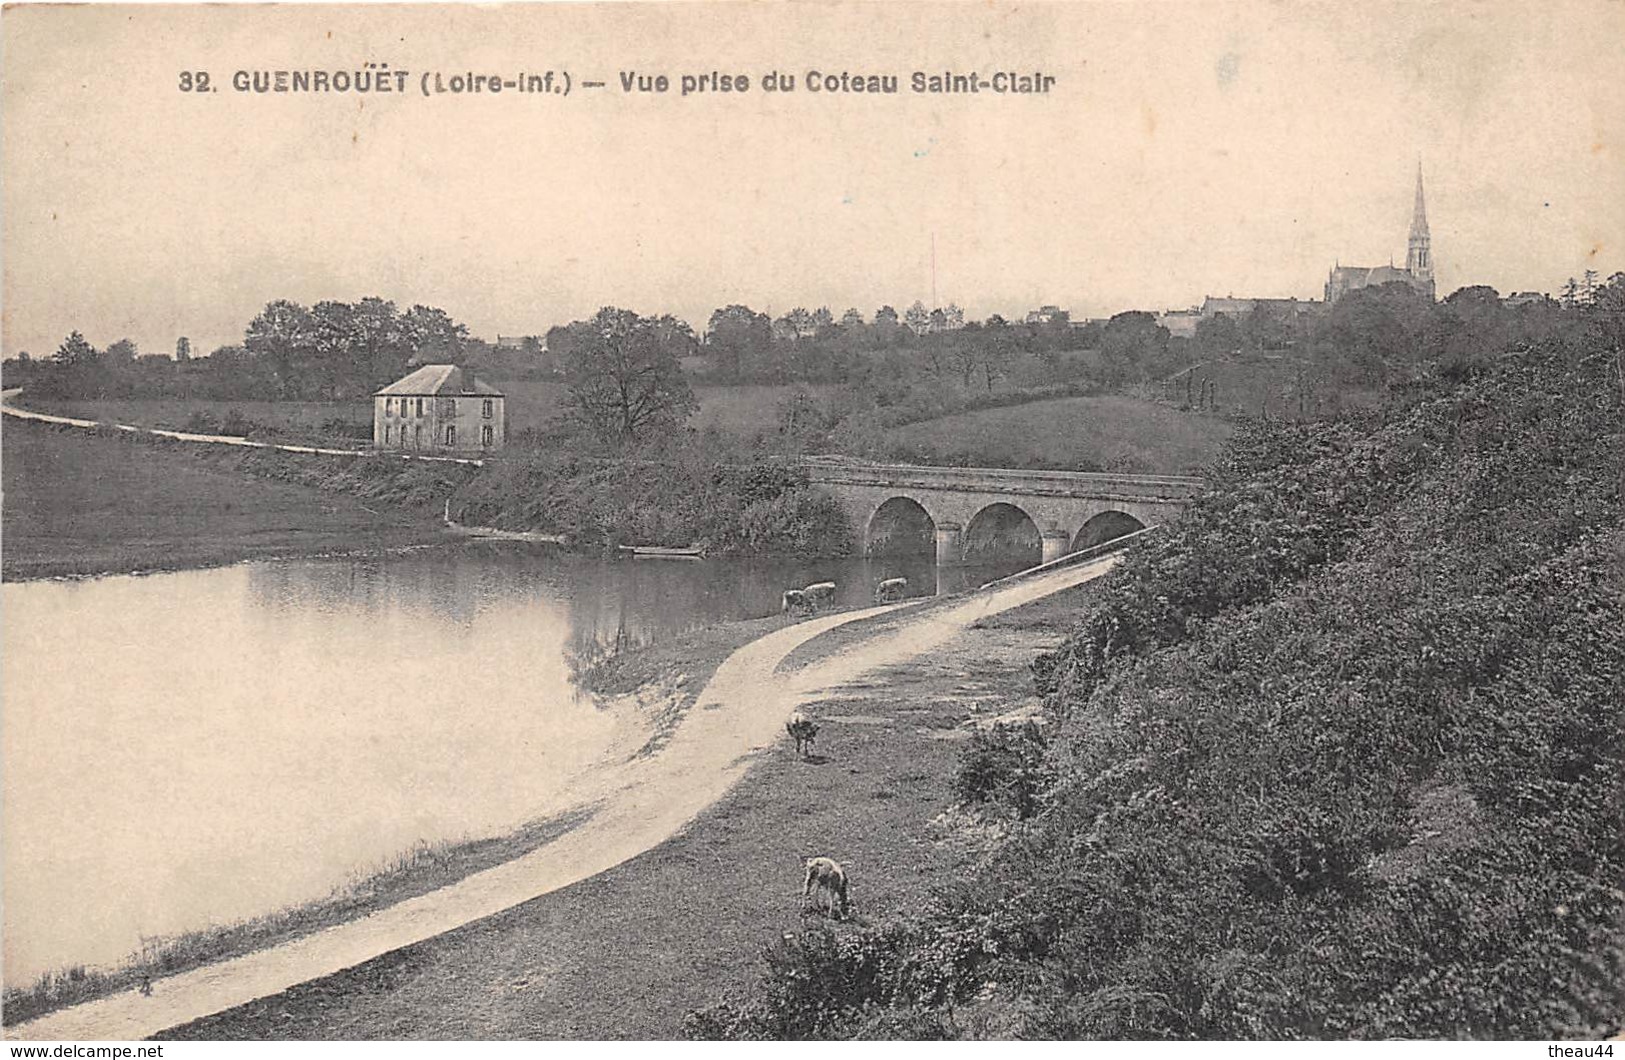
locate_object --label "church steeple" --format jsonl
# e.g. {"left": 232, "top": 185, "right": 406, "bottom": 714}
{"left": 1406, "top": 162, "right": 1435, "bottom": 300}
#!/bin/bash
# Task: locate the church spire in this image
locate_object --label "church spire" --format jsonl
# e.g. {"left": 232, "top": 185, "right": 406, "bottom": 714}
{"left": 1406, "top": 161, "right": 1435, "bottom": 300}
{"left": 1409, "top": 162, "right": 1429, "bottom": 240}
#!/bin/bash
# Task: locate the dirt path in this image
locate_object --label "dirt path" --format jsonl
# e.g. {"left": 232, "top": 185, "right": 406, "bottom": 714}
{"left": 0, "top": 390, "right": 480, "bottom": 466}
{"left": 7, "top": 555, "right": 1119, "bottom": 1042}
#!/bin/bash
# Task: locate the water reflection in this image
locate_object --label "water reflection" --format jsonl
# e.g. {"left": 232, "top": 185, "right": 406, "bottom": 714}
{"left": 1, "top": 544, "right": 1032, "bottom": 983}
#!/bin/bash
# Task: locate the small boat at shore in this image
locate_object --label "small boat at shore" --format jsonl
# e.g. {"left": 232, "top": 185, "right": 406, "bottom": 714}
{"left": 617, "top": 544, "right": 708, "bottom": 560}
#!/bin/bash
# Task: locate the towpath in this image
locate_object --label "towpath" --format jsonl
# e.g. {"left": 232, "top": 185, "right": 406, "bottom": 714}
{"left": 0, "top": 389, "right": 481, "bottom": 466}
{"left": 8, "top": 554, "right": 1120, "bottom": 1041}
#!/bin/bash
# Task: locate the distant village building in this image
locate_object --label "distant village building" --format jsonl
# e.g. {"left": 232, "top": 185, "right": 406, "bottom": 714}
{"left": 1025, "top": 305, "right": 1068, "bottom": 325}
{"left": 1325, "top": 165, "right": 1436, "bottom": 304}
{"left": 1155, "top": 308, "right": 1203, "bottom": 338}
{"left": 374, "top": 364, "right": 505, "bottom": 453}
{"left": 1503, "top": 291, "right": 1550, "bottom": 309}
{"left": 1199, "top": 296, "right": 1322, "bottom": 322}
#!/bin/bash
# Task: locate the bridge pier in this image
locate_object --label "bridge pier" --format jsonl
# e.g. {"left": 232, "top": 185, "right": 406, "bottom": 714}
{"left": 1040, "top": 528, "right": 1072, "bottom": 565}
{"left": 934, "top": 522, "right": 964, "bottom": 567}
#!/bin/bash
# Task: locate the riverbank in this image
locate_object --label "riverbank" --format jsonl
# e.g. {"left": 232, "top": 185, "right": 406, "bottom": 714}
{"left": 157, "top": 572, "right": 1107, "bottom": 1039}
{"left": 1, "top": 417, "right": 456, "bottom": 581}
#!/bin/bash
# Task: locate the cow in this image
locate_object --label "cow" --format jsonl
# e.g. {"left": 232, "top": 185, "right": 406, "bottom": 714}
{"left": 874, "top": 577, "right": 908, "bottom": 604}
{"left": 786, "top": 710, "right": 819, "bottom": 758}
{"left": 803, "top": 856, "right": 849, "bottom": 919}
{"left": 803, "top": 581, "right": 837, "bottom": 610}
{"left": 781, "top": 588, "right": 811, "bottom": 614}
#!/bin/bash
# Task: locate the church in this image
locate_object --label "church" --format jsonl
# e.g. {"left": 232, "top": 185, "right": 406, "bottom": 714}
{"left": 1325, "top": 165, "right": 1436, "bottom": 304}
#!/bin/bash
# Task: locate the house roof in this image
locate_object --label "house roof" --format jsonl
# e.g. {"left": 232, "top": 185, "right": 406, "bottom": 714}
{"left": 375, "top": 364, "right": 503, "bottom": 397}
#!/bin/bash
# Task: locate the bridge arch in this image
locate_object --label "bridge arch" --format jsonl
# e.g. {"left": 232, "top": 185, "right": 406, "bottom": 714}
{"left": 866, "top": 496, "right": 936, "bottom": 555}
{"left": 1073, "top": 509, "right": 1147, "bottom": 551}
{"left": 963, "top": 502, "right": 1042, "bottom": 566}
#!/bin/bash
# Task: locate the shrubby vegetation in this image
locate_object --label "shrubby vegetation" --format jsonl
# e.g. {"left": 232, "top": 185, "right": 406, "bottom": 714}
{"left": 689, "top": 310, "right": 1624, "bottom": 1037}
{"left": 451, "top": 453, "right": 853, "bottom": 556}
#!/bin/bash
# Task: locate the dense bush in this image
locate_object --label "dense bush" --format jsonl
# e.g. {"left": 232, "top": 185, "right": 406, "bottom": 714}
{"left": 449, "top": 453, "right": 854, "bottom": 556}
{"left": 953, "top": 722, "right": 1052, "bottom": 820}
{"left": 691, "top": 335, "right": 1625, "bottom": 1039}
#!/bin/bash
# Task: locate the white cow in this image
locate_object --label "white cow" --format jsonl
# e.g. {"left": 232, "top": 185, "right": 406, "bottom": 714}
{"left": 874, "top": 577, "right": 908, "bottom": 603}
{"left": 803, "top": 582, "right": 837, "bottom": 610}
{"left": 786, "top": 711, "right": 819, "bottom": 758}
{"left": 802, "top": 856, "right": 850, "bottom": 919}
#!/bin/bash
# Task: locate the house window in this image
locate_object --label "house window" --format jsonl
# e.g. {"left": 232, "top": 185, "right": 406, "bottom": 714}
{"left": 481, "top": 425, "right": 493, "bottom": 447}
{"left": 440, "top": 397, "right": 457, "bottom": 417}
{"left": 384, "top": 425, "right": 392, "bottom": 444}
{"left": 482, "top": 399, "right": 493, "bottom": 419}
{"left": 414, "top": 425, "right": 422, "bottom": 448}
{"left": 416, "top": 398, "right": 424, "bottom": 417}
{"left": 444, "top": 425, "right": 456, "bottom": 447}
{"left": 385, "top": 399, "right": 394, "bottom": 417}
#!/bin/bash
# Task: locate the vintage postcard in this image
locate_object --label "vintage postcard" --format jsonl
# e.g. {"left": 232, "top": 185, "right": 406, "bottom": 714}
{"left": 3, "top": 0, "right": 1621, "bottom": 1045}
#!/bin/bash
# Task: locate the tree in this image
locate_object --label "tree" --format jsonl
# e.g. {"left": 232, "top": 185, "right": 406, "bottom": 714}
{"left": 400, "top": 304, "right": 467, "bottom": 369}
{"left": 244, "top": 299, "right": 315, "bottom": 398}
{"left": 707, "top": 304, "right": 772, "bottom": 379}
{"left": 1100, "top": 311, "right": 1170, "bottom": 385}
{"left": 1193, "top": 312, "right": 1242, "bottom": 359}
{"left": 839, "top": 308, "right": 865, "bottom": 329}
{"left": 777, "top": 307, "right": 816, "bottom": 340}
{"left": 558, "top": 307, "right": 698, "bottom": 447}
{"left": 350, "top": 297, "right": 411, "bottom": 392}
{"left": 1317, "top": 281, "right": 1434, "bottom": 381}
{"left": 811, "top": 306, "right": 835, "bottom": 331}
{"left": 904, "top": 300, "right": 931, "bottom": 335}
{"left": 874, "top": 305, "right": 899, "bottom": 328}
{"left": 52, "top": 331, "right": 97, "bottom": 366}
{"left": 104, "top": 338, "right": 138, "bottom": 362}
{"left": 980, "top": 315, "right": 1017, "bottom": 391}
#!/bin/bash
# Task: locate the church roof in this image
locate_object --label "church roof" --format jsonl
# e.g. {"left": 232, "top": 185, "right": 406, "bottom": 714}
{"left": 375, "top": 364, "right": 503, "bottom": 397}
{"left": 1330, "top": 265, "right": 1414, "bottom": 286}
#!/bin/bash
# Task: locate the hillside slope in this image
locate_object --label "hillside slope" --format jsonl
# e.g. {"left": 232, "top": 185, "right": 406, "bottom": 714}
{"left": 881, "top": 394, "right": 1232, "bottom": 473}
{"left": 694, "top": 337, "right": 1625, "bottom": 1039}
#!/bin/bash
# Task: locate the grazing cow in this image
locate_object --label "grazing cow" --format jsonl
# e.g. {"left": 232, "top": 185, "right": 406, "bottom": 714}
{"left": 874, "top": 577, "right": 908, "bottom": 604}
{"left": 781, "top": 588, "right": 811, "bottom": 614}
{"left": 786, "top": 711, "right": 819, "bottom": 758}
{"left": 803, "top": 856, "right": 850, "bottom": 919}
{"left": 804, "top": 582, "right": 837, "bottom": 610}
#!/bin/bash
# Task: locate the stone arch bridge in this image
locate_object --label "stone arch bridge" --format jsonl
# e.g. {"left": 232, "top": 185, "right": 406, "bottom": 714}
{"left": 802, "top": 459, "right": 1204, "bottom": 566}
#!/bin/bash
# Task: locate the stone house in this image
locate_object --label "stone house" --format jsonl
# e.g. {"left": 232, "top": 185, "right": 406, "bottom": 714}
{"left": 373, "top": 364, "right": 505, "bottom": 453}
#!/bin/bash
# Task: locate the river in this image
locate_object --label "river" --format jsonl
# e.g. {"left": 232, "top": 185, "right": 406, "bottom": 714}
{"left": 0, "top": 545, "right": 1027, "bottom": 985}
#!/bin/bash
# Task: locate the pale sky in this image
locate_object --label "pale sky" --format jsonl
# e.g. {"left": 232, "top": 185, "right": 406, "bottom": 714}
{"left": 3, "top": 0, "right": 1622, "bottom": 359}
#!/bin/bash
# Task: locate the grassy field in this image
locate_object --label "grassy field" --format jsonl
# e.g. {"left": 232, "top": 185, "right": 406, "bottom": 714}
{"left": 0, "top": 419, "right": 449, "bottom": 580}
{"left": 22, "top": 382, "right": 823, "bottom": 441}
{"left": 1165, "top": 355, "right": 1386, "bottom": 420}
{"left": 882, "top": 394, "right": 1233, "bottom": 473}
{"left": 19, "top": 397, "right": 373, "bottom": 435}
{"left": 163, "top": 580, "right": 1100, "bottom": 1040}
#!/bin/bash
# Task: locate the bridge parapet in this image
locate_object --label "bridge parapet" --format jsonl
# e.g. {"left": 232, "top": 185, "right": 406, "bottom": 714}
{"left": 801, "top": 459, "right": 1205, "bottom": 505}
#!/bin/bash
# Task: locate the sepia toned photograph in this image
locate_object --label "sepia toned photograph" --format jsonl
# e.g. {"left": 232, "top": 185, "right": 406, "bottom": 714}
{"left": 2, "top": 0, "right": 1621, "bottom": 1044}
